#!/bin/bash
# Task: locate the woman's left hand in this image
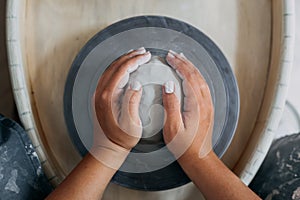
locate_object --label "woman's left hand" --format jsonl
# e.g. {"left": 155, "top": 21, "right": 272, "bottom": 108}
{"left": 91, "top": 47, "right": 151, "bottom": 168}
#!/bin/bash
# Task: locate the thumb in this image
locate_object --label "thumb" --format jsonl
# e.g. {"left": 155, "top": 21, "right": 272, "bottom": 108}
{"left": 119, "top": 81, "right": 143, "bottom": 137}
{"left": 162, "top": 81, "right": 183, "bottom": 143}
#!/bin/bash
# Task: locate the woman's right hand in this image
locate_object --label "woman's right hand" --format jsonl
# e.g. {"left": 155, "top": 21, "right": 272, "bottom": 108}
{"left": 162, "top": 51, "right": 261, "bottom": 200}
{"left": 162, "top": 50, "right": 214, "bottom": 161}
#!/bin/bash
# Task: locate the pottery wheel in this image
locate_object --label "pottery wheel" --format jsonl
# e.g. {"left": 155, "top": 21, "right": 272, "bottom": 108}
{"left": 64, "top": 16, "right": 239, "bottom": 191}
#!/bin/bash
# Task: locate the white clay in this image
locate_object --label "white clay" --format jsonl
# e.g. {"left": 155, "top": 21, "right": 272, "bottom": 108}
{"left": 128, "top": 56, "right": 182, "bottom": 139}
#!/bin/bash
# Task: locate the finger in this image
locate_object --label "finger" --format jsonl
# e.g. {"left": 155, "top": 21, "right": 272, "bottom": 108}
{"left": 98, "top": 47, "right": 147, "bottom": 91}
{"left": 166, "top": 50, "right": 207, "bottom": 86}
{"left": 119, "top": 81, "right": 143, "bottom": 137}
{"left": 175, "top": 66, "right": 199, "bottom": 113}
{"left": 162, "top": 81, "right": 184, "bottom": 138}
{"left": 106, "top": 51, "right": 151, "bottom": 91}
{"left": 169, "top": 50, "right": 189, "bottom": 64}
{"left": 166, "top": 50, "right": 195, "bottom": 76}
{"left": 109, "top": 47, "right": 147, "bottom": 74}
{"left": 167, "top": 50, "right": 211, "bottom": 102}
{"left": 181, "top": 80, "right": 200, "bottom": 128}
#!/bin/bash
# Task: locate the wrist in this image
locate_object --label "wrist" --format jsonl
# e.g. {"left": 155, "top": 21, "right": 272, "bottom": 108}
{"left": 177, "top": 150, "right": 219, "bottom": 185}
{"left": 90, "top": 145, "right": 130, "bottom": 170}
{"left": 178, "top": 149, "right": 215, "bottom": 168}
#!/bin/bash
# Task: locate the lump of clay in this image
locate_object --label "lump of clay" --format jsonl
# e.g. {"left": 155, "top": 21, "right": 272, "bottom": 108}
{"left": 128, "top": 56, "right": 182, "bottom": 145}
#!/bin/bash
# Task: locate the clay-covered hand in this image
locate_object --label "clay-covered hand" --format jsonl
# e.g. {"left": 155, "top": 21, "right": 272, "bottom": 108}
{"left": 91, "top": 48, "right": 151, "bottom": 168}
{"left": 162, "top": 50, "right": 214, "bottom": 160}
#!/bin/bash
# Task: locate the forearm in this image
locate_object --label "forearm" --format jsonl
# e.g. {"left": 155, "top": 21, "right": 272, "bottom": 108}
{"left": 178, "top": 151, "right": 261, "bottom": 200}
{"left": 46, "top": 152, "right": 122, "bottom": 200}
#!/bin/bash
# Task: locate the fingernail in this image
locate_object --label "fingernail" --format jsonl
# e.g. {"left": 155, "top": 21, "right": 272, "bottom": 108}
{"left": 179, "top": 52, "right": 186, "bottom": 59}
{"left": 164, "top": 81, "right": 174, "bottom": 94}
{"left": 130, "top": 81, "right": 142, "bottom": 91}
{"left": 138, "top": 51, "right": 151, "bottom": 64}
{"left": 169, "top": 50, "right": 177, "bottom": 56}
{"left": 137, "top": 47, "right": 146, "bottom": 52}
{"left": 127, "top": 49, "right": 134, "bottom": 53}
{"left": 167, "top": 52, "right": 175, "bottom": 59}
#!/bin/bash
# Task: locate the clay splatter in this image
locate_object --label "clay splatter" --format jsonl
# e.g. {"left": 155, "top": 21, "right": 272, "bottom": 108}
{"left": 250, "top": 134, "right": 300, "bottom": 199}
{"left": 292, "top": 187, "right": 300, "bottom": 200}
{"left": 4, "top": 169, "right": 20, "bottom": 194}
{"left": 0, "top": 166, "right": 3, "bottom": 180}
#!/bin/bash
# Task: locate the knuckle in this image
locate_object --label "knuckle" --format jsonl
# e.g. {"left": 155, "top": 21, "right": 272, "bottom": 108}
{"left": 164, "top": 123, "right": 181, "bottom": 140}
{"left": 169, "top": 124, "right": 180, "bottom": 134}
{"left": 174, "top": 59, "right": 183, "bottom": 67}
{"left": 128, "top": 93, "right": 139, "bottom": 105}
{"left": 185, "top": 72, "right": 194, "bottom": 80}
{"left": 164, "top": 100, "right": 179, "bottom": 111}
{"left": 123, "top": 58, "right": 136, "bottom": 68}
{"left": 128, "top": 98, "right": 137, "bottom": 106}
{"left": 99, "top": 89, "right": 111, "bottom": 102}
